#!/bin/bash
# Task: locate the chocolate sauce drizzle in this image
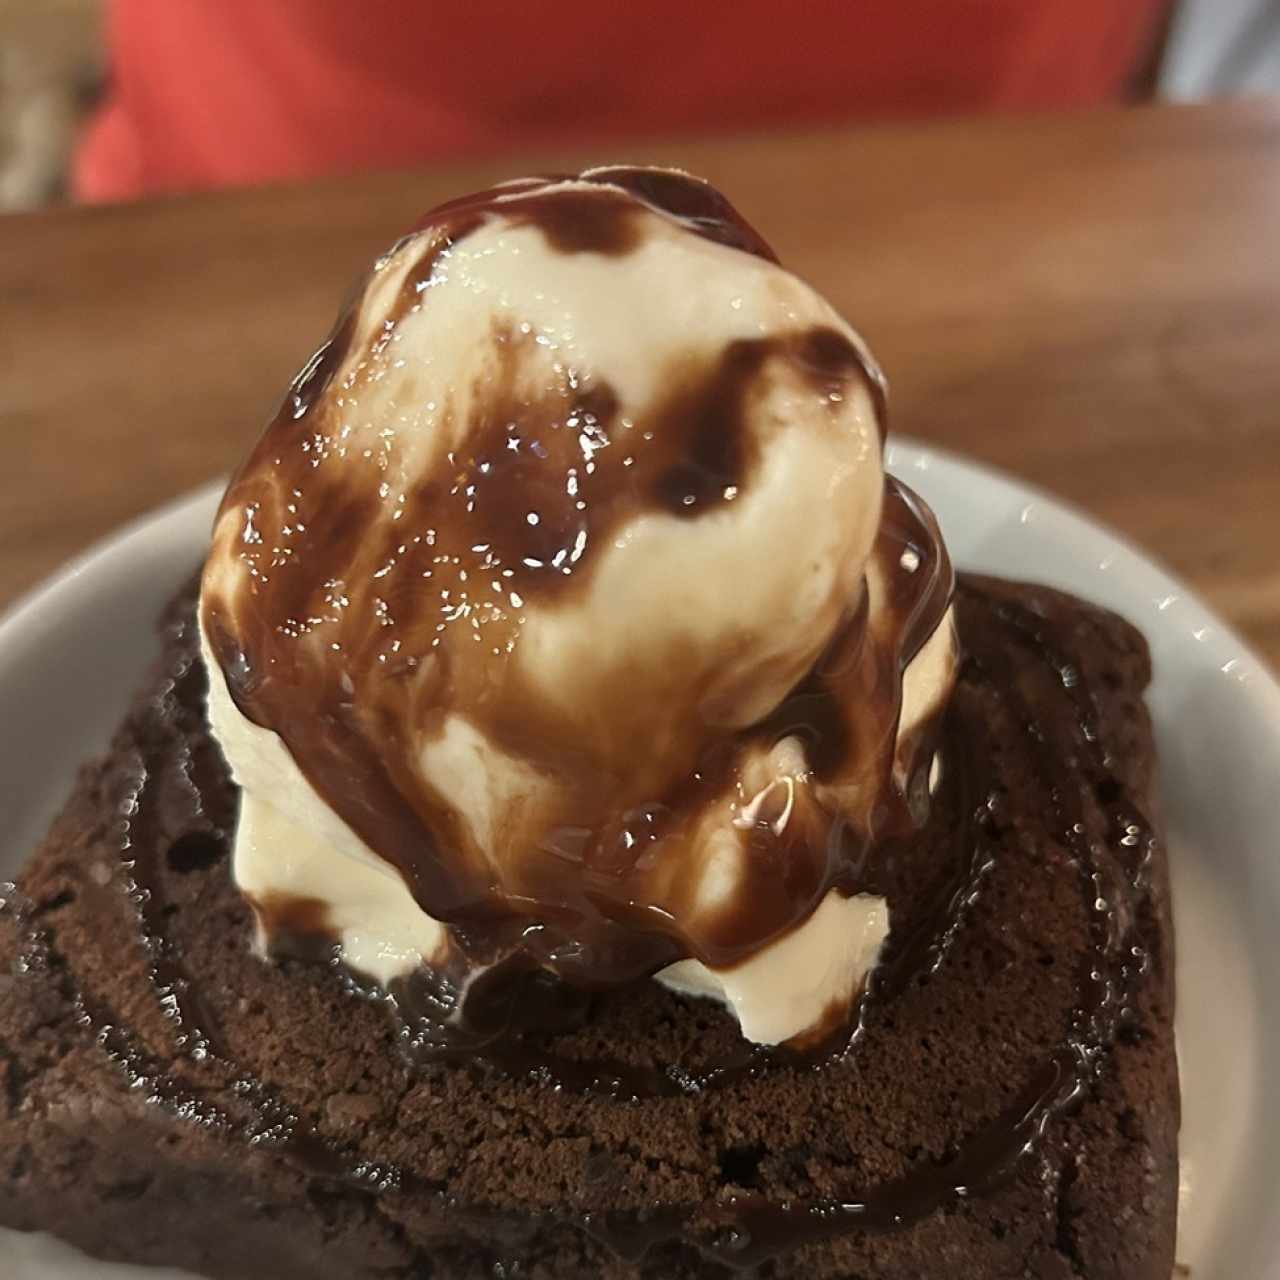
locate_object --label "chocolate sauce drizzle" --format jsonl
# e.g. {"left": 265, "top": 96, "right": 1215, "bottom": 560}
{"left": 200, "top": 168, "right": 921, "bottom": 1025}
{"left": 1, "top": 575, "right": 1156, "bottom": 1270}
{"left": 407, "top": 166, "right": 780, "bottom": 262}
{"left": 3, "top": 172, "right": 1151, "bottom": 1268}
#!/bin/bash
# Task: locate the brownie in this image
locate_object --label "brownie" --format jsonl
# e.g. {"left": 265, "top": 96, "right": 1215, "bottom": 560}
{"left": 0, "top": 573, "right": 1178, "bottom": 1279}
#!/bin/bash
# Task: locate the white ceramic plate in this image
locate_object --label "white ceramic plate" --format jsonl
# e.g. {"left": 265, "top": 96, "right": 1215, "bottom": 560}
{"left": 2, "top": 440, "right": 1277, "bottom": 1279}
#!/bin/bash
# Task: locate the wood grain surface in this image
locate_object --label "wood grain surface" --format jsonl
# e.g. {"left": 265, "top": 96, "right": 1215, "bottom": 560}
{"left": 2, "top": 101, "right": 1278, "bottom": 666}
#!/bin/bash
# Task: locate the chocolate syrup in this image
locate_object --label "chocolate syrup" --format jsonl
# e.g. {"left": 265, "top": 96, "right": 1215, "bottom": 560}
{"left": 407, "top": 166, "right": 780, "bottom": 262}
{"left": 0, "top": 171, "right": 1160, "bottom": 1268}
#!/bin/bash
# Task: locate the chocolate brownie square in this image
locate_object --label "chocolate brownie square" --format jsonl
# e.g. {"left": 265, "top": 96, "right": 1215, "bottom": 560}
{"left": 0, "top": 574, "right": 1177, "bottom": 1278}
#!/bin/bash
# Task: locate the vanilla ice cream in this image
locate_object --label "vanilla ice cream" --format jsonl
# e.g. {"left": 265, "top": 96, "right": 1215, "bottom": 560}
{"left": 200, "top": 168, "right": 957, "bottom": 1047}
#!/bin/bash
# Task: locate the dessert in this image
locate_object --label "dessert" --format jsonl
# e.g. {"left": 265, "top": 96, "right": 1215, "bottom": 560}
{"left": 0, "top": 169, "right": 1178, "bottom": 1277}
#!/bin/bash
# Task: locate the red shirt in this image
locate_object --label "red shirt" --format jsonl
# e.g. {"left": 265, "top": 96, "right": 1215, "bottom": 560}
{"left": 76, "top": 0, "right": 1167, "bottom": 202}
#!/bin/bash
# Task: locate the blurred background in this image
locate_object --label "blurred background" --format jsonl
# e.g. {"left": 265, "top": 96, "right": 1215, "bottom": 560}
{"left": 1, "top": 0, "right": 1278, "bottom": 213}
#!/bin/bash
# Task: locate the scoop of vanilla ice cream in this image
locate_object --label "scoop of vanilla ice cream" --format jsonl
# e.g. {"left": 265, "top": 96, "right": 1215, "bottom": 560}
{"left": 200, "top": 170, "right": 956, "bottom": 1046}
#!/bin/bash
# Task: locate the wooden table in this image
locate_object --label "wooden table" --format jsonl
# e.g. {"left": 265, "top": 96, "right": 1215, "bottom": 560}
{"left": 2, "top": 101, "right": 1278, "bottom": 666}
